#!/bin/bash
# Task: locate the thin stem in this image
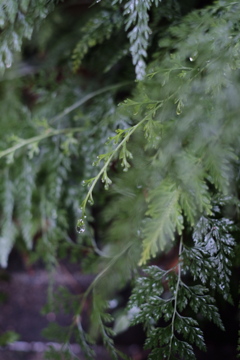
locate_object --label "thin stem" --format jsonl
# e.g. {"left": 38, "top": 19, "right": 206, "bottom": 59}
{"left": 50, "top": 81, "right": 132, "bottom": 123}
{"left": 0, "top": 127, "right": 83, "bottom": 160}
{"left": 78, "top": 242, "right": 132, "bottom": 314}
{"left": 67, "top": 241, "right": 133, "bottom": 341}
{"left": 0, "top": 81, "right": 132, "bottom": 160}
{"left": 167, "top": 237, "right": 183, "bottom": 360}
{"left": 81, "top": 118, "right": 146, "bottom": 211}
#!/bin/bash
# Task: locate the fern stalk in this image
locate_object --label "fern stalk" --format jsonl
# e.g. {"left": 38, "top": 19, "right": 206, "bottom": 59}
{"left": 168, "top": 237, "right": 183, "bottom": 360}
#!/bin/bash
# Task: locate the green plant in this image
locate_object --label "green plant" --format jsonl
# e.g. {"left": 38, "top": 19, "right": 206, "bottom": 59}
{"left": 0, "top": 0, "right": 240, "bottom": 359}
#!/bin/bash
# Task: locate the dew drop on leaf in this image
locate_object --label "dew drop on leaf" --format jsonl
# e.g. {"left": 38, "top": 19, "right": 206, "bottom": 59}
{"left": 76, "top": 218, "right": 85, "bottom": 233}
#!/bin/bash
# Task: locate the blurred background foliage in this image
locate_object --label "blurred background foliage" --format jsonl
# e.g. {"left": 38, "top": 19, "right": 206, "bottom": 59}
{"left": 0, "top": 0, "right": 240, "bottom": 359}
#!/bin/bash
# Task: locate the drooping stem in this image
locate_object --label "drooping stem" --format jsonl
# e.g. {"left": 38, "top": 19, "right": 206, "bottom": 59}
{"left": 80, "top": 241, "right": 133, "bottom": 309}
{"left": 50, "top": 81, "right": 131, "bottom": 123}
{"left": 81, "top": 119, "right": 146, "bottom": 212}
{"left": 167, "top": 237, "right": 183, "bottom": 359}
{"left": 0, "top": 81, "right": 132, "bottom": 160}
{"left": 0, "top": 127, "right": 83, "bottom": 159}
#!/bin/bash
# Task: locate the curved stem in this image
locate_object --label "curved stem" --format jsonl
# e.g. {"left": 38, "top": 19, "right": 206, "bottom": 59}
{"left": 167, "top": 237, "right": 183, "bottom": 360}
{"left": 78, "top": 241, "right": 132, "bottom": 315}
{"left": 81, "top": 118, "right": 146, "bottom": 211}
{"left": 0, "top": 81, "right": 132, "bottom": 160}
{"left": 0, "top": 127, "right": 84, "bottom": 160}
{"left": 50, "top": 81, "right": 132, "bottom": 124}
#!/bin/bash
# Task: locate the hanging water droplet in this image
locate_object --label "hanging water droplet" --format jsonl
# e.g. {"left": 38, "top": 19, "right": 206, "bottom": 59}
{"left": 76, "top": 218, "right": 85, "bottom": 233}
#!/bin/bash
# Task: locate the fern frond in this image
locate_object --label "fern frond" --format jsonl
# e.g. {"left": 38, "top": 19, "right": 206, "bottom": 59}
{"left": 0, "top": 171, "right": 16, "bottom": 267}
{"left": 139, "top": 180, "right": 183, "bottom": 265}
{"left": 0, "top": 0, "right": 54, "bottom": 73}
{"left": 117, "top": 0, "right": 162, "bottom": 80}
{"left": 15, "top": 159, "right": 35, "bottom": 249}
{"left": 184, "top": 214, "right": 235, "bottom": 302}
{"left": 72, "top": 8, "right": 124, "bottom": 72}
{"left": 128, "top": 228, "right": 232, "bottom": 359}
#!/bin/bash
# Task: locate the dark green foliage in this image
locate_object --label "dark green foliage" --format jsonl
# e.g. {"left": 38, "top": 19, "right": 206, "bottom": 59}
{"left": 0, "top": 0, "right": 240, "bottom": 359}
{"left": 72, "top": 5, "right": 124, "bottom": 73}
{"left": 128, "top": 231, "right": 229, "bottom": 359}
{"left": 0, "top": 0, "right": 55, "bottom": 73}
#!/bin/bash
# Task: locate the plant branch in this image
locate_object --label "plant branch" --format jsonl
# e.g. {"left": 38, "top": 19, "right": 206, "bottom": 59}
{"left": 0, "top": 127, "right": 83, "bottom": 160}
{"left": 81, "top": 118, "right": 146, "bottom": 211}
{"left": 168, "top": 237, "right": 183, "bottom": 360}
{"left": 50, "top": 81, "right": 132, "bottom": 123}
{"left": 0, "top": 81, "right": 132, "bottom": 160}
{"left": 78, "top": 241, "right": 133, "bottom": 316}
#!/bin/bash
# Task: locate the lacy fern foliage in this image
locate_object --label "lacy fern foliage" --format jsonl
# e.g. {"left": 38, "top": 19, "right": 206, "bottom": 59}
{"left": 0, "top": 0, "right": 239, "bottom": 359}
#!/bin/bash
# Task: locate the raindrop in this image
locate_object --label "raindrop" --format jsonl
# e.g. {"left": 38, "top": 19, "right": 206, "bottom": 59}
{"left": 108, "top": 299, "right": 118, "bottom": 309}
{"left": 76, "top": 218, "right": 85, "bottom": 233}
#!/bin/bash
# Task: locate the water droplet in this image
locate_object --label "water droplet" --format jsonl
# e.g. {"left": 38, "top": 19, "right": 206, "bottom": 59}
{"left": 108, "top": 299, "right": 118, "bottom": 309}
{"left": 76, "top": 218, "right": 85, "bottom": 233}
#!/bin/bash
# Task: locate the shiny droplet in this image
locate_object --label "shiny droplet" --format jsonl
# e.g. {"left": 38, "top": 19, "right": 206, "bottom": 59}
{"left": 76, "top": 218, "right": 85, "bottom": 233}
